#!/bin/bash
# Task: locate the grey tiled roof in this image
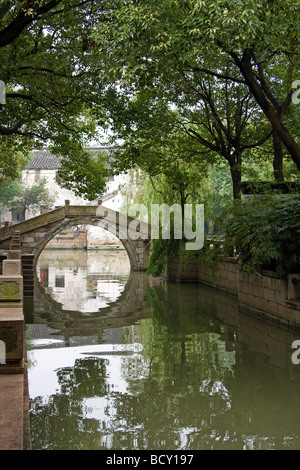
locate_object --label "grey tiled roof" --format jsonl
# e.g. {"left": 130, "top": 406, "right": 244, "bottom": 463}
{"left": 28, "top": 147, "right": 111, "bottom": 170}
{"left": 28, "top": 150, "right": 62, "bottom": 170}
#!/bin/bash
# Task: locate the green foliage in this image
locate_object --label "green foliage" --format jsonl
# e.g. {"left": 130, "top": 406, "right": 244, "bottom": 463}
{"left": 109, "top": 93, "right": 217, "bottom": 198}
{"left": 104, "top": 59, "right": 272, "bottom": 201}
{"left": 95, "top": 0, "right": 300, "bottom": 174}
{"left": 0, "top": 139, "right": 34, "bottom": 184}
{"left": 134, "top": 173, "right": 177, "bottom": 210}
{"left": 222, "top": 195, "right": 300, "bottom": 277}
{"left": 133, "top": 165, "right": 214, "bottom": 278}
{"left": 0, "top": 180, "right": 22, "bottom": 206}
{"left": 1, "top": 0, "right": 299, "bottom": 202}
{"left": 0, "top": 1, "right": 111, "bottom": 186}
{"left": 56, "top": 149, "right": 110, "bottom": 201}
{"left": 0, "top": 147, "right": 35, "bottom": 206}
{"left": 147, "top": 235, "right": 180, "bottom": 278}
{"left": 134, "top": 176, "right": 182, "bottom": 277}
{"left": 10, "top": 178, "right": 54, "bottom": 215}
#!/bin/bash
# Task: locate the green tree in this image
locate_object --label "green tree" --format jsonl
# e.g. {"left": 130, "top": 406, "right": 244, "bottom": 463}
{"left": 95, "top": 0, "right": 300, "bottom": 174}
{"left": 0, "top": 1, "right": 111, "bottom": 189}
{"left": 0, "top": 179, "right": 22, "bottom": 206}
{"left": 112, "top": 97, "right": 214, "bottom": 209}
{"left": 10, "top": 178, "right": 54, "bottom": 220}
{"left": 0, "top": 138, "right": 34, "bottom": 184}
{"left": 56, "top": 148, "right": 111, "bottom": 201}
{"left": 106, "top": 73, "right": 272, "bottom": 199}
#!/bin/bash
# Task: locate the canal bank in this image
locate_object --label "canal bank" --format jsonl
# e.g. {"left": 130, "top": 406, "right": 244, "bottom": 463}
{"left": 0, "top": 241, "right": 31, "bottom": 450}
{"left": 168, "top": 249, "right": 300, "bottom": 330}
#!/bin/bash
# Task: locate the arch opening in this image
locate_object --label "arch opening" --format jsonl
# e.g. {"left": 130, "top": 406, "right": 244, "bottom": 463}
{"left": 45, "top": 224, "right": 126, "bottom": 252}
{"left": 32, "top": 218, "right": 138, "bottom": 270}
{"left": 36, "top": 224, "right": 132, "bottom": 313}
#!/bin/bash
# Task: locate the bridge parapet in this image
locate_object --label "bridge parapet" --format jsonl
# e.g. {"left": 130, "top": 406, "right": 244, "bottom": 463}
{"left": 0, "top": 206, "right": 66, "bottom": 241}
{"left": 0, "top": 203, "right": 151, "bottom": 239}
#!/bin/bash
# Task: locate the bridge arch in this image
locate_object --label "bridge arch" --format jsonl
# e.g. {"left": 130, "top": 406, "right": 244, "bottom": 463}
{"left": 32, "top": 217, "right": 143, "bottom": 270}
{"left": 0, "top": 204, "right": 150, "bottom": 295}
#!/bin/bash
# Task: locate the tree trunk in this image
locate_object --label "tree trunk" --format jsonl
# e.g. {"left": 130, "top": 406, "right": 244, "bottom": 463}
{"left": 272, "top": 130, "right": 284, "bottom": 182}
{"left": 233, "top": 49, "right": 300, "bottom": 171}
{"left": 180, "top": 190, "right": 186, "bottom": 218}
{"left": 230, "top": 165, "right": 242, "bottom": 200}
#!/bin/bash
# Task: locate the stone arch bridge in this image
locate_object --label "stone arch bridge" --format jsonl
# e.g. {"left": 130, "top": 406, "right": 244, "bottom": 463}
{"left": 0, "top": 201, "right": 151, "bottom": 296}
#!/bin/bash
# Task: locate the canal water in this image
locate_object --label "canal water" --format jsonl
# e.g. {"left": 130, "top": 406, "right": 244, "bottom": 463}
{"left": 24, "top": 248, "right": 300, "bottom": 450}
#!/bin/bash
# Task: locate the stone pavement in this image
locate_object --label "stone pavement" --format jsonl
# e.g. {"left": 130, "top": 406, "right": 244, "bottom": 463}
{"left": 0, "top": 367, "right": 31, "bottom": 450}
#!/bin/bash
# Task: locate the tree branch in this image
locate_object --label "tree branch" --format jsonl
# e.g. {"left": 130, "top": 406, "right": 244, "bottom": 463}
{"left": 241, "top": 130, "right": 272, "bottom": 150}
{"left": 190, "top": 66, "right": 246, "bottom": 85}
{"left": 0, "top": 0, "right": 62, "bottom": 48}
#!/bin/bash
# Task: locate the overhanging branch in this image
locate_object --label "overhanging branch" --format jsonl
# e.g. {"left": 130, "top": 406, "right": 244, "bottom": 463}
{"left": 0, "top": 0, "right": 62, "bottom": 48}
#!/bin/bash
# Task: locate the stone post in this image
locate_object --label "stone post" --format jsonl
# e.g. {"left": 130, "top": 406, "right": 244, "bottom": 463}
{"left": 0, "top": 250, "right": 24, "bottom": 371}
{"left": 64, "top": 199, "right": 70, "bottom": 216}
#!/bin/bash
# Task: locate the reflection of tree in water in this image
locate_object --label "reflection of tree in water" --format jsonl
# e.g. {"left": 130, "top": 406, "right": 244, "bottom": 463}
{"left": 139, "top": 283, "right": 235, "bottom": 385}
{"left": 57, "top": 357, "right": 109, "bottom": 398}
{"left": 30, "top": 284, "right": 237, "bottom": 450}
{"left": 113, "top": 284, "right": 236, "bottom": 449}
{"left": 29, "top": 283, "right": 300, "bottom": 450}
{"left": 30, "top": 352, "right": 234, "bottom": 450}
{"left": 30, "top": 358, "right": 109, "bottom": 450}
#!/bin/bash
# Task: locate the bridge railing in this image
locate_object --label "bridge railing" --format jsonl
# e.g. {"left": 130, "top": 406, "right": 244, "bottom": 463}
{"left": 0, "top": 206, "right": 66, "bottom": 240}
{"left": 0, "top": 202, "right": 151, "bottom": 242}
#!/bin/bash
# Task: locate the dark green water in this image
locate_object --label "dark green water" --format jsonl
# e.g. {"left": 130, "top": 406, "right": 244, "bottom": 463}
{"left": 25, "top": 249, "right": 300, "bottom": 450}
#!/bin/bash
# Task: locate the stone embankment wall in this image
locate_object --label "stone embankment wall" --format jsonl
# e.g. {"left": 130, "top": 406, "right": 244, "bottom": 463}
{"left": 0, "top": 249, "right": 24, "bottom": 371}
{"left": 169, "top": 252, "right": 300, "bottom": 329}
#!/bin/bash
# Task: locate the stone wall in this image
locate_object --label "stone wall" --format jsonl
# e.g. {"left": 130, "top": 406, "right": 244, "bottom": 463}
{"left": 168, "top": 251, "right": 300, "bottom": 329}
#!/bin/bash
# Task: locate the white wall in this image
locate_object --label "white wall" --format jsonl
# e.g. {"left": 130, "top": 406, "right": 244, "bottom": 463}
{"left": 21, "top": 168, "right": 133, "bottom": 218}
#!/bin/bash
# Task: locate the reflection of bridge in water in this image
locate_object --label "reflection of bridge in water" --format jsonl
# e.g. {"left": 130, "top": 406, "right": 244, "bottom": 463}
{"left": 24, "top": 271, "right": 152, "bottom": 342}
